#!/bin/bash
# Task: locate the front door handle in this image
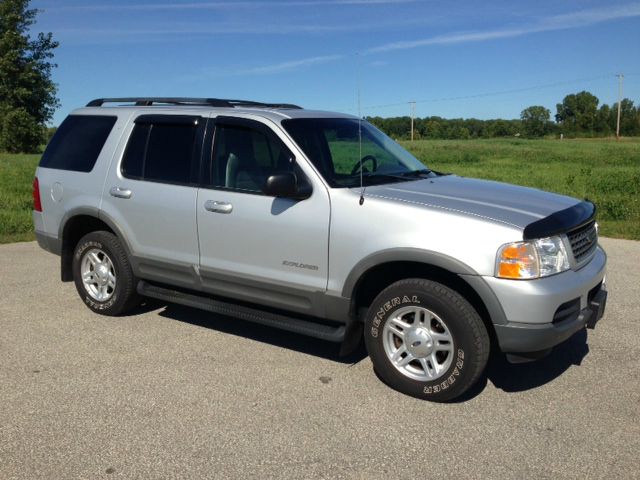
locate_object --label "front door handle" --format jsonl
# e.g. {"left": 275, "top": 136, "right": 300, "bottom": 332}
{"left": 110, "top": 186, "right": 132, "bottom": 199}
{"left": 204, "top": 200, "right": 233, "bottom": 214}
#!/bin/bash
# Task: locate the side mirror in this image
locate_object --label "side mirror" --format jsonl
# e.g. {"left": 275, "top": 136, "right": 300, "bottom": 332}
{"left": 263, "top": 173, "right": 310, "bottom": 200}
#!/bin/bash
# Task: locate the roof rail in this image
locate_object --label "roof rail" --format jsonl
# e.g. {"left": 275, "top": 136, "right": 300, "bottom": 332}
{"left": 86, "top": 97, "right": 302, "bottom": 109}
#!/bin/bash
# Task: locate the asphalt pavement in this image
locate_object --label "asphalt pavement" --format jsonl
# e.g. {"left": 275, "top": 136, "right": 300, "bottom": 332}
{"left": 1, "top": 237, "right": 639, "bottom": 479}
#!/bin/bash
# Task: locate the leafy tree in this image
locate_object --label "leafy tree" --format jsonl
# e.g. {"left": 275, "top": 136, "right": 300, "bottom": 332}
{"left": 448, "top": 125, "right": 470, "bottom": 140}
{"left": 486, "top": 119, "right": 520, "bottom": 137}
{"left": 424, "top": 119, "right": 442, "bottom": 139}
{"left": 0, "top": 0, "right": 58, "bottom": 152}
{"left": 0, "top": 107, "right": 42, "bottom": 151}
{"left": 520, "top": 105, "right": 550, "bottom": 137}
{"left": 555, "top": 91, "right": 599, "bottom": 135}
{"left": 595, "top": 104, "right": 613, "bottom": 136}
{"left": 618, "top": 99, "right": 640, "bottom": 136}
{"left": 44, "top": 125, "right": 56, "bottom": 143}
{"left": 367, "top": 116, "right": 412, "bottom": 139}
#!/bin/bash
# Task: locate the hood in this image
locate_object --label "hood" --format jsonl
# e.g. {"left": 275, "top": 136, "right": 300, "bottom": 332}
{"left": 363, "top": 175, "right": 581, "bottom": 231}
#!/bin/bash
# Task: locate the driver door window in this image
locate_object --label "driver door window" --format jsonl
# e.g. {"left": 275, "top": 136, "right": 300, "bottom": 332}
{"left": 212, "top": 125, "right": 293, "bottom": 193}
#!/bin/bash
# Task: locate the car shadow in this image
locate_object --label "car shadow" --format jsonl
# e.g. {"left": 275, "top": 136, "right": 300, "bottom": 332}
{"left": 138, "top": 301, "right": 368, "bottom": 365}
{"left": 129, "top": 300, "right": 589, "bottom": 400}
{"left": 487, "top": 328, "right": 590, "bottom": 392}
{"left": 454, "top": 328, "right": 590, "bottom": 402}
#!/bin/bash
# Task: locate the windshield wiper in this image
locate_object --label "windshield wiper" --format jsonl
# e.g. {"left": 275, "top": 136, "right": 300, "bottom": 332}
{"left": 398, "top": 168, "right": 432, "bottom": 177}
{"left": 360, "top": 169, "right": 432, "bottom": 182}
{"left": 360, "top": 173, "right": 414, "bottom": 184}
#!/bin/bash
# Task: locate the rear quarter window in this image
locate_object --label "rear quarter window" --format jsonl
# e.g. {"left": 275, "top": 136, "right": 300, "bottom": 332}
{"left": 39, "top": 115, "right": 117, "bottom": 172}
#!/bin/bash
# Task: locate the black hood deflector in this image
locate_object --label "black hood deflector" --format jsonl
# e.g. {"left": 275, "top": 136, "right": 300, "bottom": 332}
{"left": 523, "top": 200, "right": 596, "bottom": 240}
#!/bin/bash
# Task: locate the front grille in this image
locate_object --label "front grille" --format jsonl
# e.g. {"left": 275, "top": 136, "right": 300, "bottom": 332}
{"left": 567, "top": 220, "right": 598, "bottom": 263}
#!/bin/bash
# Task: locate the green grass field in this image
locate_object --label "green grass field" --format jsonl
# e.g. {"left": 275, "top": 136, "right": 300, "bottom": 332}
{"left": 0, "top": 137, "right": 638, "bottom": 244}
{"left": 0, "top": 153, "right": 40, "bottom": 243}
{"left": 401, "top": 137, "right": 640, "bottom": 240}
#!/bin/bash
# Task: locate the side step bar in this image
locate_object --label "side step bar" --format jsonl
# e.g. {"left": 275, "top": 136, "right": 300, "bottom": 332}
{"left": 137, "top": 281, "right": 346, "bottom": 343}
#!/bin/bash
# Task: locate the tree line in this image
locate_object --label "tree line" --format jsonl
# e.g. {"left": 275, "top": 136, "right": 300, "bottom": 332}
{"left": 367, "top": 91, "right": 640, "bottom": 140}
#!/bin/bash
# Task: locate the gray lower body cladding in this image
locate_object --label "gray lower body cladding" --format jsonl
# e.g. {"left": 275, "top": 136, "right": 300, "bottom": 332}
{"left": 137, "top": 280, "right": 346, "bottom": 342}
{"left": 35, "top": 230, "right": 61, "bottom": 255}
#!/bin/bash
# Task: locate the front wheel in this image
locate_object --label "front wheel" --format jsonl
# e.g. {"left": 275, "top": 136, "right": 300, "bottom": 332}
{"left": 72, "top": 231, "right": 140, "bottom": 316}
{"left": 364, "top": 278, "right": 490, "bottom": 402}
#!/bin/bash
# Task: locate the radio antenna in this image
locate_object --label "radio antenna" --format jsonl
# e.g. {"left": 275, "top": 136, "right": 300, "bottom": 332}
{"left": 357, "top": 53, "right": 365, "bottom": 206}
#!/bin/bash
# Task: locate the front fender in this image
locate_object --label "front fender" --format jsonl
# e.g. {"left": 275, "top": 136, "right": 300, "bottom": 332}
{"left": 341, "top": 248, "right": 478, "bottom": 297}
{"left": 341, "top": 248, "right": 508, "bottom": 326}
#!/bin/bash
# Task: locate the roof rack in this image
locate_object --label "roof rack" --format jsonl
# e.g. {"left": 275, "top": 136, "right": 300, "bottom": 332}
{"left": 86, "top": 97, "right": 303, "bottom": 109}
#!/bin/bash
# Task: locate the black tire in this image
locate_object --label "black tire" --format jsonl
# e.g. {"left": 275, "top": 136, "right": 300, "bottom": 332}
{"left": 364, "top": 278, "right": 490, "bottom": 402}
{"left": 72, "top": 231, "right": 140, "bottom": 316}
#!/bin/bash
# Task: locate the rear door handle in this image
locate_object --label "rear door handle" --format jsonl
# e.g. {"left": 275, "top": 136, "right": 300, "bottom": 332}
{"left": 109, "top": 186, "right": 132, "bottom": 199}
{"left": 204, "top": 200, "right": 233, "bottom": 214}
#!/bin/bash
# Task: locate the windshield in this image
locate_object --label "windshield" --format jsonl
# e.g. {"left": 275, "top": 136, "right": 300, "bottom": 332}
{"left": 282, "top": 118, "right": 433, "bottom": 188}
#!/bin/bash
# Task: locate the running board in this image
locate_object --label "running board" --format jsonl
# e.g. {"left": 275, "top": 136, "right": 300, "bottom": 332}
{"left": 137, "top": 281, "right": 346, "bottom": 343}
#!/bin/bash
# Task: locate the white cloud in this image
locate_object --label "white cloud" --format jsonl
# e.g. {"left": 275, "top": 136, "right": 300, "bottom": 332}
{"left": 542, "top": 3, "right": 640, "bottom": 28}
{"left": 224, "top": 3, "right": 640, "bottom": 76}
{"left": 56, "top": 24, "right": 359, "bottom": 36}
{"left": 366, "top": 3, "right": 640, "bottom": 54}
{"left": 232, "top": 54, "right": 345, "bottom": 75}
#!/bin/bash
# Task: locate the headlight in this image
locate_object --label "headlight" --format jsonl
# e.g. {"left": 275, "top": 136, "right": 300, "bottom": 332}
{"left": 496, "top": 236, "right": 570, "bottom": 279}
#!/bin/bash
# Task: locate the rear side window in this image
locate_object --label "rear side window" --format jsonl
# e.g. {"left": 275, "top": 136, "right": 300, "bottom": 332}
{"left": 121, "top": 116, "right": 201, "bottom": 185}
{"left": 39, "top": 115, "right": 117, "bottom": 172}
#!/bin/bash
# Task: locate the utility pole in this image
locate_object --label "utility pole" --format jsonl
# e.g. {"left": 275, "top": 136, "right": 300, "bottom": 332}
{"left": 616, "top": 73, "right": 624, "bottom": 140}
{"left": 410, "top": 101, "right": 416, "bottom": 141}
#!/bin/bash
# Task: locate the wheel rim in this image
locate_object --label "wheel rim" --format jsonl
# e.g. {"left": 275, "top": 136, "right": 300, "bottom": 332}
{"left": 382, "top": 305, "right": 454, "bottom": 382}
{"left": 81, "top": 248, "right": 116, "bottom": 302}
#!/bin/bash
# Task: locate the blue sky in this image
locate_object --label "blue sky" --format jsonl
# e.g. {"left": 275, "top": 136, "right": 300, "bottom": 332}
{"left": 32, "top": 0, "right": 640, "bottom": 125}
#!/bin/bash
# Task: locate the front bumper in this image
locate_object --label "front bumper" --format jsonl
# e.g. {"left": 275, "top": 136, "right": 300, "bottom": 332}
{"left": 486, "top": 246, "right": 607, "bottom": 353}
{"left": 494, "top": 285, "right": 607, "bottom": 353}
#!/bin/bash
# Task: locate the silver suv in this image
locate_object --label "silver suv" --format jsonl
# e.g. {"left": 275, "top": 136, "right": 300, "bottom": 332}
{"left": 33, "top": 97, "right": 607, "bottom": 401}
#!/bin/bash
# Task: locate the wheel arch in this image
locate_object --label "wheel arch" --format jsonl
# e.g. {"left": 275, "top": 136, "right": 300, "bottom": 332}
{"left": 343, "top": 249, "right": 507, "bottom": 344}
{"left": 59, "top": 208, "right": 132, "bottom": 282}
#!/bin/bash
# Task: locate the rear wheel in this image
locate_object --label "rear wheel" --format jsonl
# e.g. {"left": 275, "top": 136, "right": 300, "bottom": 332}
{"left": 72, "top": 231, "right": 139, "bottom": 316}
{"left": 364, "top": 278, "right": 490, "bottom": 402}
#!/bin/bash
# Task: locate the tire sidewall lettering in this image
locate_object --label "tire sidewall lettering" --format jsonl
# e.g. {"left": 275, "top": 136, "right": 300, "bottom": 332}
{"left": 423, "top": 348, "right": 465, "bottom": 395}
{"left": 368, "top": 293, "right": 467, "bottom": 397}
{"left": 370, "top": 295, "right": 419, "bottom": 338}
{"left": 75, "top": 240, "right": 118, "bottom": 310}
{"left": 83, "top": 292, "right": 118, "bottom": 310}
{"left": 75, "top": 240, "right": 103, "bottom": 262}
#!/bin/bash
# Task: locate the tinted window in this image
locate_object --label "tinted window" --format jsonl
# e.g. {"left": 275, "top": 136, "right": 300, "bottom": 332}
{"left": 145, "top": 124, "right": 196, "bottom": 184}
{"left": 121, "top": 124, "right": 149, "bottom": 179}
{"left": 121, "top": 120, "right": 199, "bottom": 185}
{"left": 39, "top": 115, "right": 116, "bottom": 172}
{"left": 212, "top": 125, "right": 293, "bottom": 192}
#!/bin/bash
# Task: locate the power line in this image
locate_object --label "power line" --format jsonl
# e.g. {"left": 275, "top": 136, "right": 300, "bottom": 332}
{"left": 337, "top": 73, "right": 620, "bottom": 113}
